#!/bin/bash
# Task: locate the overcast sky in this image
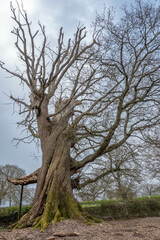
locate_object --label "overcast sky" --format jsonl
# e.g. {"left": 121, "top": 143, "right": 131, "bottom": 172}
{"left": 0, "top": 0, "right": 138, "bottom": 175}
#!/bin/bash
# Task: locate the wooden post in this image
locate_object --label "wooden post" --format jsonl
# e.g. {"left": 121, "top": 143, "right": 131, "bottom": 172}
{"left": 18, "top": 184, "right": 24, "bottom": 220}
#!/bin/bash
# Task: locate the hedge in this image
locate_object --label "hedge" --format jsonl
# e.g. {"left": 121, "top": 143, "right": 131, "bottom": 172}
{"left": 0, "top": 205, "right": 32, "bottom": 227}
{"left": 84, "top": 198, "right": 160, "bottom": 219}
{"left": 1, "top": 198, "right": 160, "bottom": 226}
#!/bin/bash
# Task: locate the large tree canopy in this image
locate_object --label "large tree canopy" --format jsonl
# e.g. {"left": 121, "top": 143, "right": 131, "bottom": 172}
{"left": 1, "top": 0, "right": 160, "bottom": 229}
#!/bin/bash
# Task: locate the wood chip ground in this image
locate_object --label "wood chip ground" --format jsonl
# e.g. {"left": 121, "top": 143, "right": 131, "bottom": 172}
{"left": 0, "top": 217, "right": 160, "bottom": 239}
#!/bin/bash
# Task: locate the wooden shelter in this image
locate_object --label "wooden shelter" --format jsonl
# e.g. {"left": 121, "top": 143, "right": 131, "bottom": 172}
{"left": 8, "top": 169, "right": 39, "bottom": 219}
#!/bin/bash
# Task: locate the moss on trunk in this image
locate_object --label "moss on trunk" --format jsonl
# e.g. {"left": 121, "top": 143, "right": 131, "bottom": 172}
{"left": 12, "top": 187, "right": 100, "bottom": 230}
{"left": 11, "top": 133, "right": 100, "bottom": 230}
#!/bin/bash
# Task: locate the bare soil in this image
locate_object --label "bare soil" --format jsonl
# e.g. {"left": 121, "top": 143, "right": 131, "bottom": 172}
{"left": 0, "top": 217, "right": 160, "bottom": 240}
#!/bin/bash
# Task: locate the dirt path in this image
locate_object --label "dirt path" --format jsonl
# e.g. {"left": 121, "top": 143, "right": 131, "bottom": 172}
{"left": 0, "top": 217, "right": 160, "bottom": 239}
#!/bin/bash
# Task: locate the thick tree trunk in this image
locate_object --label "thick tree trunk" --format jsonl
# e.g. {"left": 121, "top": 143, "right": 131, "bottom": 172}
{"left": 9, "top": 98, "right": 100, "bottom": 230}
{"left": 12, "top": 131, "right": 99, "bottom": 230}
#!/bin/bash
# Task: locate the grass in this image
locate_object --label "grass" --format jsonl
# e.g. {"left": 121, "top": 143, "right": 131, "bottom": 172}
{"left": 0, "top": 228, "right": 6, "bottom": 231}
{"left": 80, "top": 198, "right": 123, "bottom": 208}
{"left": 80, "top": 195, "right": 160, "bottom": 207}
{"left": 0, "top": 205, "right": 32, "bottom": 217}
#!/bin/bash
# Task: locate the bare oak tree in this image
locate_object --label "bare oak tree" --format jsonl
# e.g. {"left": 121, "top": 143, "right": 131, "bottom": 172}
{"left": 141, "top": 125, "right": 160, "bottom": 180}
{"left": 77, "top": 143, "right": 141, "bottom": 202}
{"left": 0, "top": 165, "right": 25, "bottom": 207}
{"left": 1, "top": 0, "right": 160, "bottom": 229}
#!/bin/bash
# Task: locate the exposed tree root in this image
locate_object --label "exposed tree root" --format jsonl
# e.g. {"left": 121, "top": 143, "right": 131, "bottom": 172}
{"left": 52, "top": 232, "right": 79, "bottom": 237}
{"left": 9, "top": 134, "right": 101, "bottom": 231}
{"left": 11, "top": 191, "right": 101, "bottom": 231}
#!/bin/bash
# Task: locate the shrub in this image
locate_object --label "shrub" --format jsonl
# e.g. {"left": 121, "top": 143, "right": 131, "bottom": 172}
{"left": 83, "top": 198, "right": 160, "bottom": 219}
{"left": 150, "top": 195, "right": 160, "bottom": 200}
{"left": 100, "top": 201, "right": 124, "bottom": 218}
{"left": 127, "top": 200, "right": 148, "bottom": 217}
{"left": 84, "top": 206, "right": 101, "bottom": 216}
{"left": 146, "top": 199, "right": 160, "bottom": 216}
{"left": 0, "top": 205, "right": 32, "bottom": 227}
{"left": 1, "top": 196, "right": 160, "bottom": 226}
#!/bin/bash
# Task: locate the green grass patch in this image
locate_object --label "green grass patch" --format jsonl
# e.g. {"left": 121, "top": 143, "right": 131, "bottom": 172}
{"left": 0, "top": 205, "right": 32, "bottom": 227}
{"left": 0, "top": 228, "right": 6, "bottom": 231}
{"left": 80, "top": 199, "right": 119, "bottom": 208}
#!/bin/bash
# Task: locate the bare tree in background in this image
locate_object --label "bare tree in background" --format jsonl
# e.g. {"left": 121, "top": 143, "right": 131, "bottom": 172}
{"left": 23, "top": 187, "right": 36, "bottom": 205}
{"left": 0, "top": 165, "right": 25, "bottom": 207}
{"left": 77, "top": 181, "right": 105, "bottom": 202}
{"left": 141, "top": 182, "right": 160, "bottom": 196}
{"left": 140, "top": 125, "right": 160, "bottom": 182}
{"left": 108, "top": 146, "right": 141, "bottom": 200}
{"left": 77, "top": 144, "right": 141, "bottom": 202}
{"left": 1, "top": 0, "right": 160, "bottom": 229}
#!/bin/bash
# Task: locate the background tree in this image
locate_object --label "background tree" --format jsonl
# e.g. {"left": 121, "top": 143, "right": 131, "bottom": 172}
{"left": 135, "top": 125, "right": 160, "bottom": 195}
{"left": 107, "top": 145, "right": 141, "bottom": 201}
{"left": 77, "top": 144, "right": 141, "bottom": 202}
{"left": 0, "top": 164, "right": 25, "bottom": 207}
{"left": 142, "top": 126, "right": 160, "bottom": 179}
{"left": 1, "top": 0, "right": 160, "bottom": 229}
{"left": 77, "top": 181, "right": 105, "bottom": 202}
{"left": 140, "top": 182, "right": 160, "bottom": 197}
{"left": 23, "top": 187, "right": 36, "bottom": 205}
